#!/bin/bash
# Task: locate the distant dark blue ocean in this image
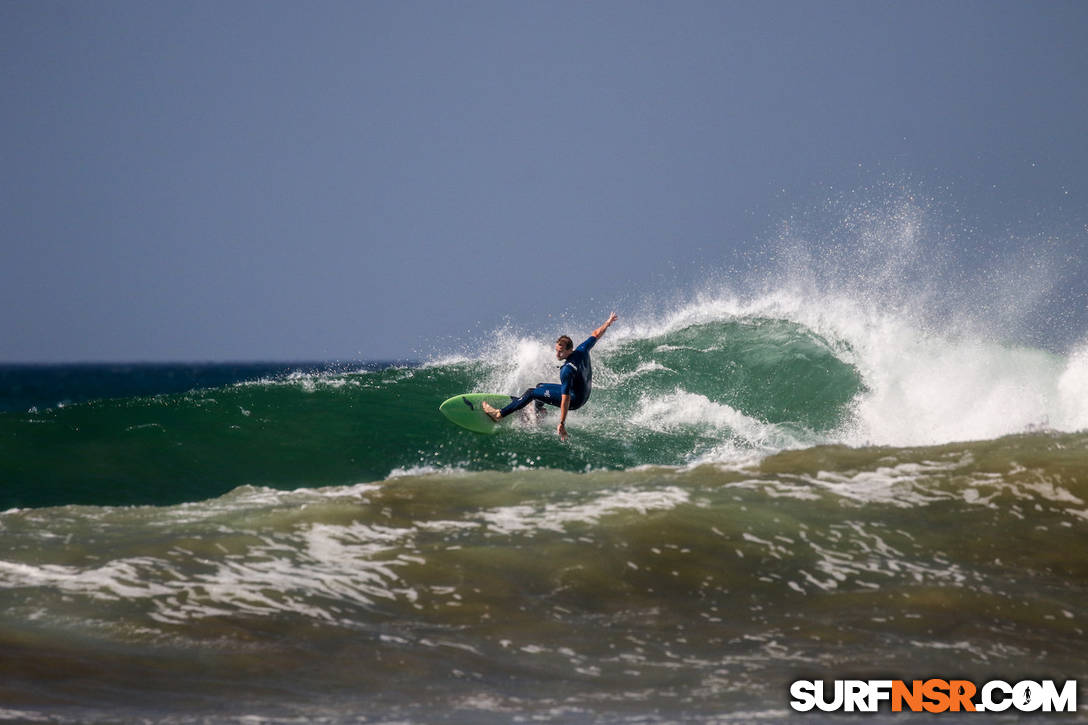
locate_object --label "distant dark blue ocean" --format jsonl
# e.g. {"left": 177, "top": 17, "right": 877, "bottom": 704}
{"left": 2, "top": 291, "right": 1087, "bottom": 722}
{"left": 0, "top": 362, "right": 396, "bottom": 416}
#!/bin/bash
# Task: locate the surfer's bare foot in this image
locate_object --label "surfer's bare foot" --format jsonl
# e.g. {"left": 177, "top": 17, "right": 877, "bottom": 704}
{"left": 481, "top": 401, "right": 502, "bottom": 421}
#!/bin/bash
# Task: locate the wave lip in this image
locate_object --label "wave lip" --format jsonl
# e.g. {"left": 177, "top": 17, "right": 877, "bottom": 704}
{"left": 601, "top": 289, "right": 1088, "bottom": 457}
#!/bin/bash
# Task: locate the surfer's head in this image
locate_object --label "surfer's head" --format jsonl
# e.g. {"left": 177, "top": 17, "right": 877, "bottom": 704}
{"left": 555, "top": 335, "right": 574, "bottom": 360}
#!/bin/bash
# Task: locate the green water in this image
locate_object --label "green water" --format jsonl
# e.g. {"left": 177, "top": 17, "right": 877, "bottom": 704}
{"left": 1, "top": 318, "right": 863, "bottom": 509}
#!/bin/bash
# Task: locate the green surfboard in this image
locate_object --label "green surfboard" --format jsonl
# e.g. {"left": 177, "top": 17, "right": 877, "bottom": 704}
{"left": 439, "top": 393, "right": 513, "bottom": 434}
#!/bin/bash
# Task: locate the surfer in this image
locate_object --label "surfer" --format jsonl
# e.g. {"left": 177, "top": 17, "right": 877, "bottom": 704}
{"left": 483, "top": 312, "right": 618, "bottom": 440}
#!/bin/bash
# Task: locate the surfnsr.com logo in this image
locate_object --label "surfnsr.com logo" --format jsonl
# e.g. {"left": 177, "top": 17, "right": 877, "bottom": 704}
{"left": 789, "top": 679, "right": 1078, "bottom": 713}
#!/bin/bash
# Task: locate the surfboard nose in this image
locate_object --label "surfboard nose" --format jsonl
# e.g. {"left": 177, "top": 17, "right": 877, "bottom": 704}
{"left": 440, "top": 393, "right": 511, "bottom": 434}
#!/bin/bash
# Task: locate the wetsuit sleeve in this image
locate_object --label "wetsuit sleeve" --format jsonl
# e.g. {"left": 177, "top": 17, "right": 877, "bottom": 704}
{"left": 577, "top": 336, "right": 597, "bottom": 353}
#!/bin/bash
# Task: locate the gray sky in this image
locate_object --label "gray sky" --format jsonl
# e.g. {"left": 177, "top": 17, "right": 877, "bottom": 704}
{"left": 3, "top": 0, "right": 1086, "bottom": 362}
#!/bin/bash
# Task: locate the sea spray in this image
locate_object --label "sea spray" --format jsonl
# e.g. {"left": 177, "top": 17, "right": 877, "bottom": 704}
{"left": 1058, "top": 343, "right": 1088, "bottom": 430}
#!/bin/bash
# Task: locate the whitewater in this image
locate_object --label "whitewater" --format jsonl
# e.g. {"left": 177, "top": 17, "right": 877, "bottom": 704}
{"left": 474, "top": 291, "right": 1086, "bottom": 454}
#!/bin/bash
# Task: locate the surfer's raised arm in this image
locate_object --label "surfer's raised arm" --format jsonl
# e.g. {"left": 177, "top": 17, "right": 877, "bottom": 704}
{"left": 592, "top": 312, "right": 618, "bottom": 341}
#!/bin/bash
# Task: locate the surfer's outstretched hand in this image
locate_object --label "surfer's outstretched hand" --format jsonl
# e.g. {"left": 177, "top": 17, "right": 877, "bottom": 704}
{"left": 592, "top": 311, "right": 618, "bottom": 340}
{"left": 557, "top": 421, "right": 568, "bottom": 441}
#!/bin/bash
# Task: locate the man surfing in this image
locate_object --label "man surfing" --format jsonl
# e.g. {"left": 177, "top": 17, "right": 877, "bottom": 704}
{"left": 482, "top": 312, "right": 617, "bottom": 440}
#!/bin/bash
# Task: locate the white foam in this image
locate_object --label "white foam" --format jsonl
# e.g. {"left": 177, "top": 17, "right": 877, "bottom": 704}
{"left": 0, "top": 519, "right": 421, "bottom": 626}
{"left": 476, "top": 486, "right": 690, "bottom": 536}
{"left": 0, "top": 484, "right": 695, "bottom": 627}
{"left": 0, "top": 709, "right": 51, "bottom": 722}
{"left": 386, "top": 464, "right": 466, "bottom": 479}
{"left": 479, "top": 336, "right": 560, "bottom": 396}
{"left": 0, "top": 558, "right": 174, "bottom": 600}
{"left": 1057, "top": 342, "right": 1088, "bottom": 431}
{"left": 803, "top": 461, "right": 959, "bottom": 507}
{"left": 630, "top": 390, "right": 807, "bottom": 460}
{"left": 612, "top": 360, "right": 673, "bottom": 385}
{"left": 632, "top": 390, "right": 759, "bottom": 434}
{"left": 617, "top": 188, "right": 1088, "bottom": 451}
{"left": 620, "top": 286, "right": 1088, "bottom": 452}
{"left": 844, "top": 325, "right": 1067, "bottom": 446}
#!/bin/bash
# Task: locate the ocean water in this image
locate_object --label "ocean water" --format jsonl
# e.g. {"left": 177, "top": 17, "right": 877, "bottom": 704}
{"left": 3, "top": 210, "right": 1088, "bottom": 722}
